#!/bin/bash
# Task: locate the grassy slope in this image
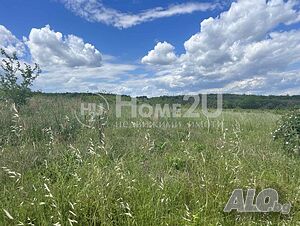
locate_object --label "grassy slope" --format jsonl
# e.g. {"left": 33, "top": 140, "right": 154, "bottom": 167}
{"left": 0, "top": 95, "right": 300, "bottom": 225}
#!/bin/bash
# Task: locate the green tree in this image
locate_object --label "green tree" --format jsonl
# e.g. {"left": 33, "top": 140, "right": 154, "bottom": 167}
{"left": 0, "top": 49, "right": 41, "bottom": 107}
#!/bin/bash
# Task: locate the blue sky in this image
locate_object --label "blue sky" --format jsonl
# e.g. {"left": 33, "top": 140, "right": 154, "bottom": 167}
{"left": 0, "top": 0, "right": 300, "bottom": 96}
{"left": 0, "top": 0, "right": 223, "bottom": 60}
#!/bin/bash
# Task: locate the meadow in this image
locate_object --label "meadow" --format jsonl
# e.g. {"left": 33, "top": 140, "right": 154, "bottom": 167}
{"left": 0, "top": 94, "right": 300, "bottom": 225}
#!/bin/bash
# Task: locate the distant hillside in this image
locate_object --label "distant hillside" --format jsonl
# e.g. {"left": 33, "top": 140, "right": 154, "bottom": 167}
{"left": 143, "top": 94, "right": 300, "bottom": 109}
{"left": 34, "top": 92, "right": 300, "bottom": 110}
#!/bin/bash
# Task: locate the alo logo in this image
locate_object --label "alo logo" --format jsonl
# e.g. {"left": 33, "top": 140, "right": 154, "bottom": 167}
{"left": 224, "top": 188, "right": 291, "bottom": 214}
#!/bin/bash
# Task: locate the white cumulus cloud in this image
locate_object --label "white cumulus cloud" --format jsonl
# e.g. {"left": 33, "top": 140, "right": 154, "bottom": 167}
{"left": 0, "top": 25, "right": 25, "bottom": 56}
{"left": 142, "top": 42, "right": 177, "bottom": 65}
{"left": 142, "top": 0, "right": 300, "bottom": 95}
{"left": 0, "top": 24, "right": 142, "bottom": 94}
{"left": 26, "top": 25, "right": 102, "bottom": 68}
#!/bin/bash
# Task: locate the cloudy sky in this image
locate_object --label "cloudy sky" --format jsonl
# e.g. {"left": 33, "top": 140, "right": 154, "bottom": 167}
{"left": 0, "top": 0, "right": 300, "bottom": 96}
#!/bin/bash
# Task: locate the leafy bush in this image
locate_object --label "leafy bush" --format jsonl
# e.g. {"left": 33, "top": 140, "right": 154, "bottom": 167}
{"left": 0, "top": 49, "right": 40, "bottom": 107}
{"left": 274, "top": 110, "right": 300, "bottom": 154}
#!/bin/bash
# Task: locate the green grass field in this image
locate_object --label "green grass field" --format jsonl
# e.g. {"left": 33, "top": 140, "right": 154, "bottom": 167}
{"left": 0, "top": 95, "right": 299, "bottom": 225}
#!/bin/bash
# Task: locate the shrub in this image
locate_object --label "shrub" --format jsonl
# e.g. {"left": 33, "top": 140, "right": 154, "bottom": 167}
{"left": 274, "top": 110, "right": 300, "bottom": 154}
{"left": 0, "top": 49, "right": 40, "bottom": 107}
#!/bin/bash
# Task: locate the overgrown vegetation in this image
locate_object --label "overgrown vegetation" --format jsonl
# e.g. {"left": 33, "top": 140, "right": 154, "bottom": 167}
{"left": 0, "top": 49, "right": 40, "bottom": 107}
{"left": 0, "top": 94, "right": 300, "bottom": 225}
{"left": 274, "top": 110, "right": 300, "bottom": 154}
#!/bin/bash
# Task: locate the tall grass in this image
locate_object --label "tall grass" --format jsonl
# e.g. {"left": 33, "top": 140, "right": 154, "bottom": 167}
{"left": 0, "top": 95, "right": 299, "bottom": 225}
